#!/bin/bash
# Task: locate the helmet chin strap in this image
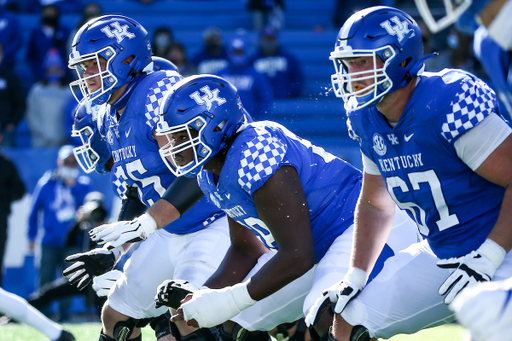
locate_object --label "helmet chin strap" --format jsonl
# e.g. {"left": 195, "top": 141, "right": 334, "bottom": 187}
{"left": 400, "top": 52, "right": 439, "bottom": 86}
{"left": 111, "top": 73, "right": 147, "bottom": 111}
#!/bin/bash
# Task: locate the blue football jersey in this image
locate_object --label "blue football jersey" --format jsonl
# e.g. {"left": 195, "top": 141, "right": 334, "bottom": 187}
{"left": 474, "top": 26, "right": 512, "bottom": 116}
{"left": 100, "top": 70, "right": 225, "bottom": 234}
{"left": 197, "top": 121, "right": 362, "bottom": 263}
{"left": 347, "top": 69, "right": 506, "bottom": 258}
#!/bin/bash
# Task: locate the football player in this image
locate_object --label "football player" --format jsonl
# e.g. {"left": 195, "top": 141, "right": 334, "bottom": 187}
{"left": 305, "top": 6, "right": 512, "bottom": 341}
{"left": 62, "top": 15, "right": 230, "bottom": 341}
{"left": 415, "top": 0, "right": 512, "bottom": 50}
{"left": 0, "top": 288, "right": 75, "bottom": 341}
{"left": 120, "top": 74, "right": 419, "bottom": 339}
{"left": 450, "top": 276, "right": 512, "bottom": 341}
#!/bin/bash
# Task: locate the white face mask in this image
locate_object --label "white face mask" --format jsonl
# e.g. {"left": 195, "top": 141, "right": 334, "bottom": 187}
{"left": 60, "top": 166, "right": 79, "bottom": 180}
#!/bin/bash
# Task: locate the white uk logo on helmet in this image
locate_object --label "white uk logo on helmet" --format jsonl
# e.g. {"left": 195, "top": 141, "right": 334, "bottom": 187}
{"left": 189, "top": 85, "right": 227, "bottom": 111}
{"left": 101, "top": 21, "right": 135, "bottom": 43}
{"left": 380, "top": 16, "right": 415, "bottom": 42}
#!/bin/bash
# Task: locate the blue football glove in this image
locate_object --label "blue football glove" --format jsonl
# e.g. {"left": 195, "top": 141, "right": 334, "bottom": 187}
{"left": 438, "top": 239, "right": 506, "bottom": 304}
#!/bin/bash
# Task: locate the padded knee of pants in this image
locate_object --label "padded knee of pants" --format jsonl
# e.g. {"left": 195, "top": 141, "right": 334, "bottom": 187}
{"left": 150, "top": 311, "right": 172, "bottom": 340}
{"left": 181, "top": 327, "right": 222, "bottom": 341}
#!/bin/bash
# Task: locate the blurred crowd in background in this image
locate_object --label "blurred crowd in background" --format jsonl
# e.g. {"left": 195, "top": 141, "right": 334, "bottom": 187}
{"left": 0, "top": 0, "right": 507, "bottom": 325}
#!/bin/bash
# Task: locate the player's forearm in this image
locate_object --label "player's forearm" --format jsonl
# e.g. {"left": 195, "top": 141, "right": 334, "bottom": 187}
{"left": 203, "top": 245, "right": 266, "bottom": 289}
{"left": 486, "top": 185, "right": 512, "bottom": 253}
{"left": 146, "top": 199, "right": 181, "bottom": 229}
{"left": 351, "top": 198, "right": 395, "bottom": 273}
{"left": 247, "top": 247, "right": 315, "bottom": 301}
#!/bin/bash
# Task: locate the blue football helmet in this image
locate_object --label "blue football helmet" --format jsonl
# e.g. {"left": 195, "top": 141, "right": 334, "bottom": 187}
{"left": 415, "top": 0, "right": 491, "bottom": 34}
{"left": 156, "top": 75, "right": 248, "bottom": 177}
{"left": 68, "top": 15, "right": 153, "bottom": 105}
{"left": 152, "top": 56, "right": 179, "bottom": 73}
{"left": 71, "top": 102, "right": 112, "bottom": 174}
{"left": 330, "top": 6, "right": 429, "bottom": 111}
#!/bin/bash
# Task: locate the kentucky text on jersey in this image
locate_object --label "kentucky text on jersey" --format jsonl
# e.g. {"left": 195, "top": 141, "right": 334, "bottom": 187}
{"left": 378, "top": 153, "right": 423, "bottom": 172}
{"left": 112, "top": 145, "right": 137, "bottom": 163}
{"left": 222, "top": 205, "right": 246, "bottom": 218}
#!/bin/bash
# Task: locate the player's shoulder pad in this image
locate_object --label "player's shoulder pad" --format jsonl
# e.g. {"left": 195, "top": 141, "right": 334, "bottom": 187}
{"left": 234, "top": 124, "right": 288, "bottom": 195}
{"left": 439, "top": 70, "right": 497, "bottom": 143}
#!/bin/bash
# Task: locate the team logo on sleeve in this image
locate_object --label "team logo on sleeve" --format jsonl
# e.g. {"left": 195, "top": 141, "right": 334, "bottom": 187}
{"left": 372, "top": 133, "right": 387, "bottom": 156}
{"left": 101, "top": 22, "right": 135, "bottom": 43}
{"left": 189, "top": 86, "right": 226, "bottom": 111}
{"left": 380, "top": 16, "right": 414, "bottom": 43}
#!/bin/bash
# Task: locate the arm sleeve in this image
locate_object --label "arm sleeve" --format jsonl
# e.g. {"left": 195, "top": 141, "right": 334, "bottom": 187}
{"left": 161, "top": 176, "right": 204, "bottom": 216}
{"left": 454, "top": 114, "right": 512, "bottom": 170}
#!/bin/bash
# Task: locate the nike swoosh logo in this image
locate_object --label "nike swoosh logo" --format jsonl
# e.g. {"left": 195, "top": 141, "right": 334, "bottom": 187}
{"left": 226, "top": 193, "right": 230, "bottom": 199}
{"left": 404, "top": 133, "right": 414, "bottom": 142}
{"left": 125, "top": 127, "right": 132, "bottom": 138}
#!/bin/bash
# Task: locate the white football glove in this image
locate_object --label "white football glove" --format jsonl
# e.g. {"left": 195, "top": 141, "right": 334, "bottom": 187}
{"left": 181, "top": 282, "right": 257, "bottom": 328}
{"left": 450, "top": 278, "right": 512, "bottom": 341}
{"left": 438, "top": 239, "right": 506, "bottom": 304}
{"left": 92, "top": 269, "right": 123, "bottom": 297}
{"left": 305, "top": 267, "right": 368, "bottom": 327}
{"left": 89, "top": 213, "right": 157, "bottom": 248}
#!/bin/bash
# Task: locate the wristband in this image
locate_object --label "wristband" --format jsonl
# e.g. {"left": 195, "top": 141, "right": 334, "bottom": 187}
{"left": 140, "top": 213, "right": 158, "bottom": 238}
{"left": 231, "top": 282, "right": 257, "bottom": 311}
{"left": 345, "top": 267, "right": 369, "bottom": 288}
{"left": 478, "top": 239, "right": 506, "bottom": 269}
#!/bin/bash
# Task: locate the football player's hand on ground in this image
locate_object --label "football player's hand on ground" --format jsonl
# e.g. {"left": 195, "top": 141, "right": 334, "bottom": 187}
{"left": 89, "top": 213, "right": 157, "bottom": 248}
{"left": 92, "top": 269, "right": 123, "bottom": 297}
{"left": 63, "top": 246, "right": 122, "bottom": 290}
{"left": 437, "top": 239, "right": 505, "bottom": 304}
{"left": 305, "top": 267, "right": 368, "bottom": 327}
{"left": 155, "top": 279, "right": 199, "bottom": 309}
{"left": 171, "top": 282, "right": 257, "bottom": 328}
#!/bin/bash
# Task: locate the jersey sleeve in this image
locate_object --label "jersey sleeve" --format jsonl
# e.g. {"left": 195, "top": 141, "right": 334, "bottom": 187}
{"left": 237, "top": 131, "right": 288, "bottom": 195}
{"left": 454, "top": 113, "right": 512, "bottom": 170}
{"left": 441, "top": 76, "right": 498, "bottom": 143}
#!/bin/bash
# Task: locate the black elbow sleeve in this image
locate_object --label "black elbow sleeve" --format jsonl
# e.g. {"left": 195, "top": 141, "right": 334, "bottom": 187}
{"left": 161, "top": 176, "right": 204, "bottom": 216}
{"left": 118, "top": 186, "right": 147, "bottom": 221}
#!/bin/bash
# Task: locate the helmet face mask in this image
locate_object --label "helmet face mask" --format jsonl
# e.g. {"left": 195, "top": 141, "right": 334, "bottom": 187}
{"left": 69, "top": 46, "right": 117, "bottom": 105}
{"left": 331, "top": 46, "right": 396, "bottom": 111}
{"left": 414, "top": 0, "right": 473, "bottom": 34}
{"left": 331, "top": 6, "right": 425, "bottom": 112}
{"left": 72, "top": 125, "right": 101, "bottom": 173}
{"left": 157, "top": 116, "right": 211, "bottom": 178}
{"left": 71, "top": 103, "right": 111, "bottom": 174}
{"left": 156, "top": 75, "right": 247, "bottom": 178}
{"left": 68, "top": 15, "right": 152, "bottom": 105}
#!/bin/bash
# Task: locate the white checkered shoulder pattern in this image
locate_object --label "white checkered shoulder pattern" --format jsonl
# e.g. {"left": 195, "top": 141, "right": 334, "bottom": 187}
{"left": 145, "top": 72, "right": 182, "bottom": 128}
{"left": 237, "top": 133, "right": 287, "bottom": 194}
{"left": 441, "top": 78, "right": 496, "bottom": 142}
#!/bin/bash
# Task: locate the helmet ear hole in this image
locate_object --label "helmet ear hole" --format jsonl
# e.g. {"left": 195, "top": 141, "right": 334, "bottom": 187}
{"left": 215, "top": 120, "right": 227, "bottom": 132}
{"left": 400, "top": 57, "right": 412, "bottom": 68}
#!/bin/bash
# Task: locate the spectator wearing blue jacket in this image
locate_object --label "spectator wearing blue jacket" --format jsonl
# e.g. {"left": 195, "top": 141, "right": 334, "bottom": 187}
{"left": 26, "top": 4, "right": 71, "bottom": 83}
{"left": 27, "top": 145, "right": 91, "bottom": 321}
{"left": 192, "top": 27, "right": 230, "bottom": 74}
{"left": 0, "top": 6, "right": 23, "bottom": 69}
{"left": 248, "top": 25, "right": 304, "bottom": 98}
{"left": 217, "top": 38, "right": 273, "bottom": 120}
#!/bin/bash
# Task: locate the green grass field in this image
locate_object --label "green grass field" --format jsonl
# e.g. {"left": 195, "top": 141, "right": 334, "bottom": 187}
{"left": 0, "top": 323, "right": 469, "bottom": 341}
